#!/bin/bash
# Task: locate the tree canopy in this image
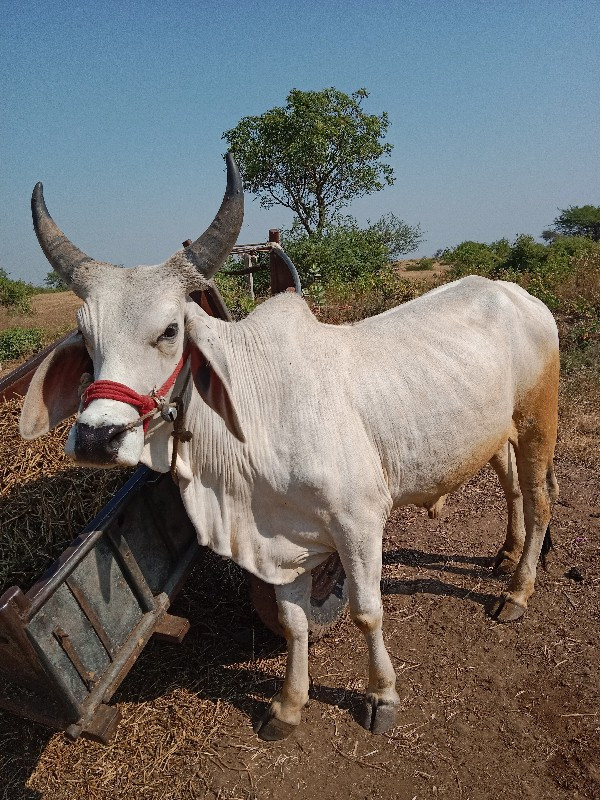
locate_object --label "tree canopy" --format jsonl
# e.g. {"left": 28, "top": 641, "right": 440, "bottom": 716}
{"left": 222, "top": 88, "right": 394, "bottom": 235}
{"left": 44, "top": 270, "right": 68, "bottom": 290}
{"left": 550, "top": 205, "right": 600, "bottom": 241}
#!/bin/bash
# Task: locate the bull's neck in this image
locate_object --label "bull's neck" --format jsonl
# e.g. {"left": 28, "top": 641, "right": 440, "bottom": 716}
{"left": 182, "top": 313, "right": 277, "bottom": 492}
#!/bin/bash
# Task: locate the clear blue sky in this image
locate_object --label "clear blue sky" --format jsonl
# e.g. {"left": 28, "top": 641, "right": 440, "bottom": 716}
{"left": 1, "top": 0, "right": 599, "bottom": 284}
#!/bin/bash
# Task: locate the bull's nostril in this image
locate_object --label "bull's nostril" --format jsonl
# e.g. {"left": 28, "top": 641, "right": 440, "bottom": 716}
{"left": 75, "top": 423, "right": 125, "bottom": 463}
{"left": 106, "top": 425, "right": 127, "bottom": 443}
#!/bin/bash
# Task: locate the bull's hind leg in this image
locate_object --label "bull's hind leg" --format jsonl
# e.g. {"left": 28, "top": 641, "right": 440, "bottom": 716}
{"left": 490, "top": 357, "right": 559, "bottom": 622}
{"left": 490, "top": 442, "right": 526, "bottom": 575}
{"left": 255, "top": 571, "right": 312, "bottom": 741}
{"left": 338, "top": 533, "right": 400, "bottom": 734}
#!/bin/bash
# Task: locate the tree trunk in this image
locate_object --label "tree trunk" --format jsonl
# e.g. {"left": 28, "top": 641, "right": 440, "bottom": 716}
{"left": 316, "top": 192, "right": 327, "bottom": 236}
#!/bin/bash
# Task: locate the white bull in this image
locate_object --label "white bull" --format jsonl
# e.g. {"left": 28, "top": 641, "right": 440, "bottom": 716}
{"left": 20, "top": 155, "right": 559, "bottom": 740}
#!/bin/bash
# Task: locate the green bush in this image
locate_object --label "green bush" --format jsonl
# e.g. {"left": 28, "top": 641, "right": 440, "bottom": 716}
{"left": 283, "top": 219, "right": 387, "bottom": 287}
{"left": 503, "top": 234, "right": 549, "bottom": 273}
{"left": 409, "top": 257, "right": 436, "bottom": 271}
{"left": 440, "top": 239, "right": 508, "bottom": 276}
{"left": 214, "top": 269, "right": 258, "bottom": 320}
{"left": 310, "top": 266, "right": 439, "bottom": 323}
{"left": 282, "top": 215, "right": 422, "bottom": 288}
{"left": 442, "top": 235, "right": 599, "bottom": 304}
{"left": 443, "top": 234, "right": 596, "bottom": 280}
{"left": 0, "top": 327, "right": 43, "bottom": 362}
{"left": 549, "top": 235, "right": 596, "bottom": 258}
{"left": 0, "top": 268, "right": 36, "bottom": 314}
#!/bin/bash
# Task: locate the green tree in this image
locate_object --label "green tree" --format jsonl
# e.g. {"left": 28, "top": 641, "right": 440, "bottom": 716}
{"left": 541, "top": 229, "right": 558, "bottom": 243}
{"left": 551, "top": 205, "right": 600, "bottom": 241}
{"left": 223, "top": 88, "right": 394, "bottom": 235}
{"left": 44, "top": 270, "right": 68, "bottom": 290}
{"left": 367, "top": 213, "right": 423, "bottom": 260}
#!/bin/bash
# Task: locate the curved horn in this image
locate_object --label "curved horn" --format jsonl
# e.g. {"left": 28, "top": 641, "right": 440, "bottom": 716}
{"left": 31, "top": 183, "right": 95, "bottom": 288}
{"left": 178, "top": 152, "right": 244, "bottom": 281}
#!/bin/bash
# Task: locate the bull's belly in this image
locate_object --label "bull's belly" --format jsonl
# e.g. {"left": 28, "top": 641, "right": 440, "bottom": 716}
{"left": 389, "top": 426, "right": 511, "bottom": 510}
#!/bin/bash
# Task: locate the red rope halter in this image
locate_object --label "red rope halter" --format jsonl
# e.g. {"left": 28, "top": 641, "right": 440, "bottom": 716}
{"left": 81, "top": 346, "right": 191, "bottom": 432}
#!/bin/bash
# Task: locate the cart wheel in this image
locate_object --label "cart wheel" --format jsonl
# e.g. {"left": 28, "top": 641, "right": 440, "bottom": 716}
{"left": 248, "top": 553, "right": 348, "bottom": 642}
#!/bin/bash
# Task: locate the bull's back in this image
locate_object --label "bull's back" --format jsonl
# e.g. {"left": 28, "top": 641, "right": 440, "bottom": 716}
{"left": 348, "top": 276, "right": 558, "bottom": 505}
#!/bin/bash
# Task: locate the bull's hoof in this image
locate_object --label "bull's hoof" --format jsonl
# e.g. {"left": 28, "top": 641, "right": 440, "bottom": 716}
{"left": 488, "top": 594, "right": 526, "bottom": 623}
{"left": 254, "top": 711, "right": 297, "bottom": 742}
{"left": 358, "top": 698, "right": 399, "bottom": 735}
{"left": 492, "top": 553, "right": 519, "bottom": 576}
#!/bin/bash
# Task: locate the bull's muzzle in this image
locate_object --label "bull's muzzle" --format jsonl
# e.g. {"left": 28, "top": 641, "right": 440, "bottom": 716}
{"left": 74, "top": 422, "right": 127, "bottom": 465}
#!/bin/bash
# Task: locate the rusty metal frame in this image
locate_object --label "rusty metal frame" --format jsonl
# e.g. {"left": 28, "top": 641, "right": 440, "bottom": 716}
{"left": 0, "top": 464, "right": 200, "bottom": 742}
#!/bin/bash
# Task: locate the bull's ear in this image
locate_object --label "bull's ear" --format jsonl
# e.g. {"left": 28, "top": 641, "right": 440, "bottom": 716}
{"left": 186, "top": 317, "right": 245, "bottom": 443}
{"left": 20, "top": 333, "right": 93, "bottom": 439}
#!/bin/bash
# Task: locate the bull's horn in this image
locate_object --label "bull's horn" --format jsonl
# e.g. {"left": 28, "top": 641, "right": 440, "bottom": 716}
{"left": 31, "top": 183, "right": 95, "bottom": 289}
{"left": 171, "top": 152, "right": 244, "bottom": 284}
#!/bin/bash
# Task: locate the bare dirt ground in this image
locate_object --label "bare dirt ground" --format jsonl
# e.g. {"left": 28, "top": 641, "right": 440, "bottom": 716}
{"left": 1, "top": 292, "right": 598, "bottom": 800}
{"left": 2, "top": 450, "right": 597, "bottom": 800}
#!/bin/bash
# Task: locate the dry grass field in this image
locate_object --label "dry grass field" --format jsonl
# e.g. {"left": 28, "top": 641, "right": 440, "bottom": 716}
{"left": 0, "top": 292, "right": 82, "bottom": 335}
{"left": 0, "top": 289, "right": 598, "bottom": 800}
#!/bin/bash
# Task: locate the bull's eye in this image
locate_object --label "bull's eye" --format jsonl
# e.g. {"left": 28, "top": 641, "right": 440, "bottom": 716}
{"left": 158, "top": 323, "right": 179, "bottom": 342}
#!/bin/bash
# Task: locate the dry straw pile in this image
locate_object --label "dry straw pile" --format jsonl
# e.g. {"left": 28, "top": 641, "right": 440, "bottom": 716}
{"left": 0, "top": 396, "right": 131, "bottom": 594}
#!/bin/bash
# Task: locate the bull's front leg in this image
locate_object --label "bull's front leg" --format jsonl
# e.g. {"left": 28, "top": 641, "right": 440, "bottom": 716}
{"left": 255, "top": 571, "right": 312, "bottom": 741}
{"left": 339, "top": 536, "right": 401, "bottom": 734}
